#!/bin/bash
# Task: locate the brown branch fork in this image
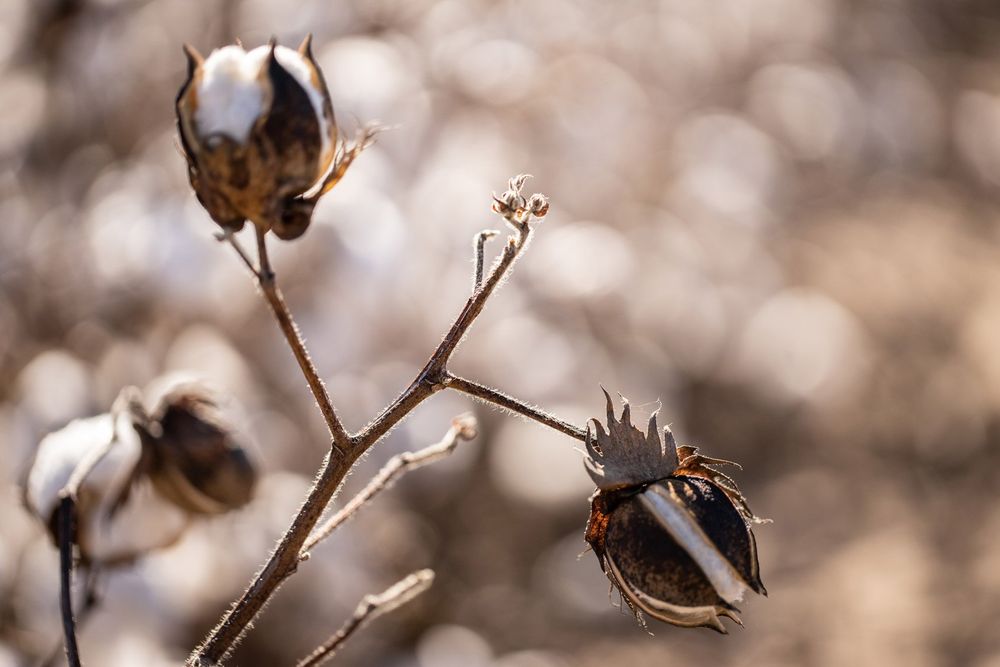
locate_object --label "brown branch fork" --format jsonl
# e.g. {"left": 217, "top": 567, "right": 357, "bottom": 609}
{"left": 190, "top": 181, "right": 585, "bottom": 665}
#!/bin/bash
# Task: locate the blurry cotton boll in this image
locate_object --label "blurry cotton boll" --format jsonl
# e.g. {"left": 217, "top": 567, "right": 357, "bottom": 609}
{"left": 669, "top": 113, "right": 784, "bottom": 226}
{"left": 629, "top": 265, "right": 729, "bottom": 377}
{"left": 960, "top": 284, "right": 1000, "bottom": 410}
{"left": 18, "top": 349, "right": 93, "bottom": 427}
{"left": 0, "top": 0, "right": 27, "bottom": 67}
{"left": 417, "top": 625, "right": 493, "bottom": 667}
{"left": 866, "top": 61, "right": 943, "bottom": 167}
{"left": 317, "top": 37, "right": 416, "bottom": 120}
{"left": 813, "top": 528, "right": 933, "bottom": 667}
{"left": 438, "top": 38, "right": 538, "bottom": 105}
{"left": 86, "top": 189, "right": 161, "bottom": 283}
{"left": 533, "top": 531, "right": 618, "bottom": 618}
{"left": 99, "top": 633, "right": 177, "bottom": 667}
{"left": 479, "top": 316, "right": 575, "bottom": 397}
{"left": 95, "top": 340, "right": 158, "bottom": 407}
{"left": 493, "top": 650, "right": 569, "bottom": 667}
{"left": 319, "top": 182, "right": 406, "bottom": 266}
{"left": 0, "top": 70, "right": 46, "bottom": 159}
{"left": 527, "top": 222, "right": 634, "bottom": 300}
{"left": 729, "top": 288, "right": 869, "bottom": 405}
{"left": 748, "top": 62, "right": 861, "bottom": 163}
{"left": 490, "top": 409, "right": 592, "bottom": 507}
{"left": 544, "top": 54, "right": 651, "bottom": 174}
{"left": 164, "top": 325, "right": 257, "bottom": 408}
{"left": 954, "top": 90, "right": 1000, "bottom": 188}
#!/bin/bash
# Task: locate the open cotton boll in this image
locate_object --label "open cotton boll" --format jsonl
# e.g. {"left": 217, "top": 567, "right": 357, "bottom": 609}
{"left": 25, "top": 412, "right": 123, "bottom": 526}
{"left": 195, "top": 44, "right": 332, "bottom": 163}
{"left": 22, "top": 406, "right": 189, "bottom": 563}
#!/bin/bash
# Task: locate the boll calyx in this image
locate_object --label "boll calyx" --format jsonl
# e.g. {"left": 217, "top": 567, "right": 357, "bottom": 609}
{"left": 176, "top": 36, "right": 343, "bottom": 241}
{"left": 584, "top": 390, "right": 766, "bottom": 633}
{"left": 24, "top": 379, "right": 256, "bottom": 565}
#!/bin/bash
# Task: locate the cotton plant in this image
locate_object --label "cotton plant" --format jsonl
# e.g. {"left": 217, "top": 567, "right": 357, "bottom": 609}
{"left": 27, "top": 34, "right": 769, "bottom": 667}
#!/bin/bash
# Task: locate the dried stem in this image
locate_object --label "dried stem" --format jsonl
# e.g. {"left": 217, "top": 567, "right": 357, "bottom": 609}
{"left": 41, "top": 568, "right": 102, "bottom": 667}
{"left": 295, "top": 569, "right": 434, "bottom": 667}
{"left": 52, "top": 407, "right": 124, "bottom": 667}
{"left": 241, "top": 229, "right": 351, "bottom": 451}
{"left": 444, "top": 374, "right": 587, "bottom": 441}
{"left": 300, "top": 414, "right": 478, "bottom": 559}
{"left": 473, "top": 230, "right": 499, "bottom": 290}
{"left": 57, "top": 498, "right": 80, "bottom": 667}
{"left": 191, "top": 185, "right": 563, "bottom": 666}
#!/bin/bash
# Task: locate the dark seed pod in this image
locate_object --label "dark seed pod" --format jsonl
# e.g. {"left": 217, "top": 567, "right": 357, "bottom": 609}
{"left": 175, "top": 36, "right": 337, "bottom": 240}
{"left": 584, "top": 390, "right": 766, "bottom": 632}
{"left": 144, "top": 380, "right": 257, "bottom": 515}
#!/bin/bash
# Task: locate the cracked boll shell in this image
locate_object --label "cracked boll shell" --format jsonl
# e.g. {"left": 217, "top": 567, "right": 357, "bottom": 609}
{"left": 176, "top": 37, "right": 336, "bottom": 240}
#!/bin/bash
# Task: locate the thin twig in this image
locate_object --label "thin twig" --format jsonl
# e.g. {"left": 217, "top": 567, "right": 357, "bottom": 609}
{"left": 300, "top": 415, "right": 478, "bottom": 559}
{"left": 295, "top": 570, "right": 435, "bottom": 667}
{"left": 52, "top": 400, "right": 126, "bottom": 667}
{"left": 255, "top": 225, "right": 273, "bottom": 280}
{"left": 444, "top": 374, "right": 587, "bottom": 441}
{"left": 57, "top": 498, "right": 80, "bottom": 667}
{"left": 234, "top": 229, "right": 351, "bottom": 451}
{"left": 190, "top": 186, "right": 546, "bottom": 666}
{"left": 40, "top": 568, "right": 102, "bottom": 667}
{"left": 473, "top": 230, "right": 499, "bottom": 291}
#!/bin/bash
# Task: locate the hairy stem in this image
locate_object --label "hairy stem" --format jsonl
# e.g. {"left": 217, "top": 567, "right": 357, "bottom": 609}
{"left": 300, "top": 415, "right": 477, "bottom": 559}
{"left": 253, "top": 229, "right": 351, "bottom": 451}
{"left": 473, "top": 229, "right": 499, "bottom": 290}
{"left": 444, "top": 374, "right": 587, "bottom": 441}
{"left": 295, "top": 570, "right": 434, "bottom": 667}
{"left": 191, "top": 217, "right": 534, "bottom": 666}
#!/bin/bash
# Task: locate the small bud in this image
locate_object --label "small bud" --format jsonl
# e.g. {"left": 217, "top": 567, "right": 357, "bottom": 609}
{"left": 527, "top": 193, "right": 549, "bottom": 218}
{"left": 584, "top": 390, "right": 766, "bottom": 633}
{"left": 176, "top": 36, "right": 337, "bottom": 240}
{"left": 491, "top": 189, "right": 520, "bottom": 219}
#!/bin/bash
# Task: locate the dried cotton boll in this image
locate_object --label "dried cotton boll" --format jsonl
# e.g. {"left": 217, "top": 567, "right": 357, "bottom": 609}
{"left": 24, "top": 387, "right": 190, "bottom": 564}
{"left": 584, "top": 390, "right": 766, "bottom": 632}
{"left": 144, "top": 380, "right": 257, "bottom": 514}
{"left": 176, "top": 36, "right": 346, "bottom": 240}
{"left": 23, "top": 379, "right": 257, "bottom": 565}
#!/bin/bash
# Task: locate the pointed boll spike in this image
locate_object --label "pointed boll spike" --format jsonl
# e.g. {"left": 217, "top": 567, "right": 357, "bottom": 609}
{"left": 298, "top": 33, "right": 314, "bottom": 56}
{"left": 662, "top": 425, "right": 677, "bottom": 453}
{"left": 619, "top": 395, "right": 631, "bottom": 427}
{"left": 646, "top": 412, "right": 660, "bottom": 450}
{"left": 182, "top": 43, "right": 204, "bottom": 76}
{"left": 601, "top": 386, "right": 615, "bottom": 427}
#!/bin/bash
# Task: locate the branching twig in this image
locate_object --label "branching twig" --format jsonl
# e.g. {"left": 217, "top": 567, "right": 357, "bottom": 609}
{"left": 444, "top": 374, "right": 587, "bottom": 441}
{"left": 300, "top": 415, "right": 478, "bottom": 560}
{"left": 295, "top": 569, "right": 435, "bottom": 667}
{"left": 190, "top": 181, "right": 575, "bottom": 666}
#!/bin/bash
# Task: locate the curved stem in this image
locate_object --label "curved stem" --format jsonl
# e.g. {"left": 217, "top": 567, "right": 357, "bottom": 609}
{"left": 444, "top": 374, "right": 587, "bottom": 441}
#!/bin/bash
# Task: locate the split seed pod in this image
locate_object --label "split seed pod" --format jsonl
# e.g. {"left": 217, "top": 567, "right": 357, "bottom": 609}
{"left": 176, "top": 36, "right": 336, "bottom": 240}
{"left": 584, "top": 391, "right": 766, "bottom": 632}
{"left": 24, "top": 379, "right": 256, "bottom": 565}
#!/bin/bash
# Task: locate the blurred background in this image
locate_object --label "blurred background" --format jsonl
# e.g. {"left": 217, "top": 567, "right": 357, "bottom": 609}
{"left": 2, "top": 0, "right": 1000, "bottom": 665}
